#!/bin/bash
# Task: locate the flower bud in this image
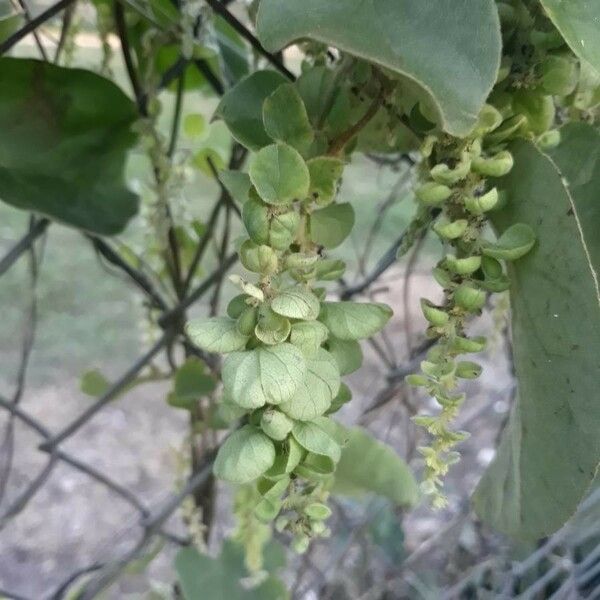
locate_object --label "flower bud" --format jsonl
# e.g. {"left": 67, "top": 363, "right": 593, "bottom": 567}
{"left": 472, "top": 151, "right": 514, "bottom": 177}
{"left": 285, "top": 252, "right": 318, "bottom": 270}
{"left": 433, "top": 218, "right": 468, "bottom": 240}
{"left": 444, "top": 254, "right": 482, "bottom": 275}
{"left": 416, "top": 182, "right": 452, "bottom": 206}
{"left": 464, "top": 187, "right": 499, "bottom": 215}
{"left": 537, "top": 129, "right": 561, "bottom": 150}
{"left": 430, "top": 154, "right": 471, "bottom": 185}
{"left": 421, "top": 299, "right": 449, "bottom": 326}
{"left": 452, "top": 336, "right": 487, "bottom": 353}
{"left": 305, "top": 503, "right": 332, "bottom": 520}
{"left": 406, "top": 374, "right": 429, "bottom": 387}
{"left": 539, "top": 56, "right": 577, "bottom": 96}
{"left": 454, "top": 283, "right": 486, "bottom": 312}
{"left": 456, "top": 361, "right": 482, "bottom": 379}
{"left": 485, "top": 114, "right": 527, "bottom": 145}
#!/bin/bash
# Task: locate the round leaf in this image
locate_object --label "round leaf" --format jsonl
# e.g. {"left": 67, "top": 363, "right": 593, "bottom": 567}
{"left": 292, "top": 420, "right": 341, "bottom": 463}
{"left": 319, "top": 301, "right": 393, "bottom": 340}
{"left": 263, "top": 83, "right": 314, "bottom": 150}
{"left": 216, "top": 70, "right": 288, "bottom": 150}
{"left": 271, "top": 287, "right": 320, "bottom": 320}
{"left": 249, "top": 143, "right": 310, "bottom": 205}
{"left": 222, "top": 343, "right": 306, "bottom": 409}
{"left": 326, "top": 337, "right": 363, "bottom": 375}
{"left": 279, "top": 349, "right": 340, "bottom": 421}
{"left": 310, "top": 203, "right": 355, "bottom": 248}
{"left": 186, "top": 317, "right": 249, "bottom": 353}
{"left": 290, "top": 321, "right": 329, "bottom": 356}
{"left": 214, "top": 425, "right": 276, "bottom": 483}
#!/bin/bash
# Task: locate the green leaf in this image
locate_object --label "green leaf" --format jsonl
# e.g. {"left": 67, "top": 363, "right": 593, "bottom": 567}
{"left": 548, "top": 123, "right": 600, "bottom": 271}
{"left": 333, "top": 427, "right": 419, "bottom": 507}
{"left": 216, "top": 70, "right": 289, "bottom": 150}
{"left": 292, "top": 420, "right": 341, "bottom": 463}
{"left": 482, "top": 223, "right": 536, "bottom": 261}
{"left": 294, "top": 66, "right": 338, "bottom": 127}
{"left": 0, "top": 58, "right": 138, "bottom": 235}
{"left": 326, "top": 337, "right": 363, "bottom": 375}
{"left": 279, "top": 348, "right": 340, "bottom": 421}
{"left": 473, "top": 139, "right": 600, "bottom": 540}
{"left": 214, "top": 425, "right": 277, "bottom": 484}
{"left": 186, "top": 317, "right": 249, "bottom": 353}
{"left": 256, "top": 0, "right": 501, "bottom": 136}
{"left": 263, "top": 83, "right": 314, "bottom": 151}
{"left": 271, "top": 286, "right": 320, "bottom": 320}
{"left": 175, "top": 541, "right": 288, "bottom": 600}
{"left": 249, "top": 143, "right": 310, "bottom": 205}
{"left": 80, "top": 369, "right": 110, "bottom": 397}
{"left": 223, "top": 343, "right": 306, "bottom": 409}
{"left": 319, "top": 301, "right": 393, "bottom": 340}
{"left": 307, "top": 157, "right": 344, "bottom": 206}
{"left": 173, "top": 358, "right": 216, "bottom": 399}
{"left": 310, "top": 202, "right": 355, "bottom": 248}
{"left": 539, "top": 0, "right": 600, "bottom": 75}
{"left": 289, "top": 321, "right": 329, "bottom": 356}
{"left": 219, "top": 170, "right": 252, "bottom": 204}
{"left": 0, "top": 12, "right": 21, "bottom": 43}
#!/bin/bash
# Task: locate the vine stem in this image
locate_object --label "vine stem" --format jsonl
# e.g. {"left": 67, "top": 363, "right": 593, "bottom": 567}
{"left": 202, "top": 0, "right": 295, "bottom": 81}
{"left": 327, "top": 91, "right": 383, "bottom": 156}
{"left": 0, "top": 0, "right": 75, "bottom": 55}
{"left": 0, "top": 218, "right": 49, "bottom": 277}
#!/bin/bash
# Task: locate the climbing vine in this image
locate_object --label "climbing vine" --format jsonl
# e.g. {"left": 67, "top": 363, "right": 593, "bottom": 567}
{"left": 0, "top": 0, "right": 599, "bottom": 594}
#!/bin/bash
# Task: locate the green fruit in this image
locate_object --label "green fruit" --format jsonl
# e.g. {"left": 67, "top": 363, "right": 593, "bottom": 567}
{"left": 421, "top": 299, "right": 449, "bottom": 326}
{"left": 445, "top": 254, "right": 482, "bottom": 275}
{"left": 485, "top": 114, "right": 527, "bottom": 145}
{"left": 456, "top": 361, "right": 482, "bottom": 379}
{"left": 416, "top": 182, "right": 452, "bottom": 206}
{"left": 472, "top": 151, "right": 514, "bottom": 177}
{"left": 454, "top": 283, "right": 486, "bottom": 312}
{"left": 464, "top": 187, "right": 498, "bottom": 214}
{"left": 452, "top": 336, "right": 487, "bottom": 353}
{"left": 433, "top": 218, "right": 468, "bottom": 240}
{"left": 430, "top": 154, "right": 471, "bottom": 185}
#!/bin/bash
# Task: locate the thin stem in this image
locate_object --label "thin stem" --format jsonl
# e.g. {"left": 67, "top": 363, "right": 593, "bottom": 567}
{"left": 0, "top": 218, "right": 49, "bottom": 277}
{"left": 0, "top": 0, "right": 75, "bottom": 55}
{"left": 89, "top": 236, "right": 169, "bottom": 310}
{"left": 202, "top": 0, "right": 295, "bottom": 81}
{"left": 113, "top": 0, "right": 146, "bottom": 114}
{"left": 15, "top": 0, "right": 48, "bottom": 60}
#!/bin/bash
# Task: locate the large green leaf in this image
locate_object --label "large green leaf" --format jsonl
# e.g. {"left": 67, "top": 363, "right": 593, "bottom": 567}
{"left": 319, "top": 301, "right": 393, "bottom": 340}
{"left": 473, "top": 138, "right": 600, "bottom": 540}
{"left": 256, "top": 0, "right": 501, "bottom": 136}
{"left": 175, "top": 542, "right": 288, "bottom": 600}
{"left": 539, "top": 0, "right": 600, "bottom": 75}
{"left": 0, "top": 58, "right": 138, "bottom": 235}
{"left": 333, "top": 427, "right": 419, "bottom": 507}
{"left": 548, "top": 122, "right": 600, "bottom": 270}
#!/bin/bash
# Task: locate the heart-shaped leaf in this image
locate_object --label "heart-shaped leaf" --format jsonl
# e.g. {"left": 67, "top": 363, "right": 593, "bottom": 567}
{"left": 256, "top": 0, "right": 501, "bottom": 136}
{"left": 473, "top": 137, "right": 600, "bottom": 540}
{"left": 0, "top": 58, "right": 138, "bottom": 235}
